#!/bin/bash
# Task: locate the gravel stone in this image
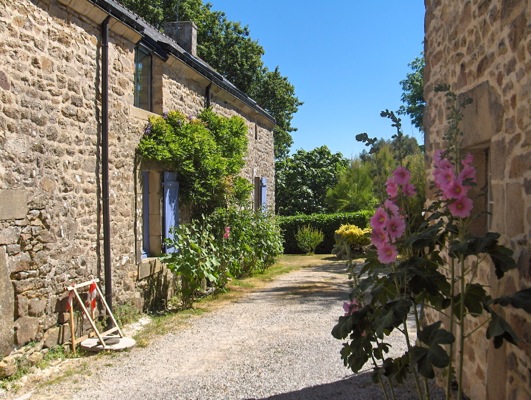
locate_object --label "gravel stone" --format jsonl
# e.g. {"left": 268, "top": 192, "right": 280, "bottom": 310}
{"left": 3, "top": 261, "right": 444, "bottom": 400}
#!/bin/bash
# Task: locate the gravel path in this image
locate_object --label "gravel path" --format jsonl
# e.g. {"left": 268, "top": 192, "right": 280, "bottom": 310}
{"left": 6, "top": 260, "right": 441, "bottom": 400}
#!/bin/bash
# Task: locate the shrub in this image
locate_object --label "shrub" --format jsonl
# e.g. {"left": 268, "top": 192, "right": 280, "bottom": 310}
{"left": 164, "top": 208, "right": 284, "bottom": 307}
{"left": 295, "top": 225, "right": 324, "bottom": 254}
{"left": 277, "top": 211, "right": 373, "bottom": 254}
{"left": 333, "top": 224, "right": 371, "bottom": 260}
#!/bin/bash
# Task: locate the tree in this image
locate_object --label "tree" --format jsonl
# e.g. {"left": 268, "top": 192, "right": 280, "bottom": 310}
{"left": 326, "top": 158, "right": 378, "bottom": 212}
{"left": 119, "top": 0, "right": 301, "bottom": 159}
{"left": 275, "top": 146, "right": 348, "bottom": 216}
{"left": 397, "top": 54, "right": 425, "bottom": 132}
{"left": 251, "top": 67, "right": 302, "bottom": 159}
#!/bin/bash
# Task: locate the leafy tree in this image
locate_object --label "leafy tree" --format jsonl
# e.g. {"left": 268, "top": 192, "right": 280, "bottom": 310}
{"left": 275, "top": 146, "right": 348, "bottom": 216}
{"left": 119, "top": 0, "right": 302, "bottom": 159}
{"left": 398, "top": 55, "right": 425, "bottom": 132}
{"left": 251, "top": 67, "right": 302, "bottom": 159}
{"left": 326, "top": 158, "right": 377, "bottom": 212}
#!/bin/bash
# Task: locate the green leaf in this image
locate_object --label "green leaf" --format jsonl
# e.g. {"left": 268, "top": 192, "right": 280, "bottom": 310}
{"left": 487, "top": 311, "right": 519, "bottom": 348}
{"left": 493, "top": 288, "right": 531, "bottom": 313}
{"left": 373, "top": 299, "right": 411, "bottom": 336}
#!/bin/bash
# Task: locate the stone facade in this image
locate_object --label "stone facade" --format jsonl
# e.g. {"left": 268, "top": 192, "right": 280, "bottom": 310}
{"left": 424, "top": 1, "right": 529, "bottom": 399}
{"left": 0, "top": 0, "right": 275, "bottom": 359}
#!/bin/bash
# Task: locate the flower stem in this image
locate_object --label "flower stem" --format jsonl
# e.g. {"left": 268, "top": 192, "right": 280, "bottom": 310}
{"left": 457, "top": 257, "right": 466, "bottom": 400}
{"left": 446, "top": 257, "right": 456, "bottom": 399}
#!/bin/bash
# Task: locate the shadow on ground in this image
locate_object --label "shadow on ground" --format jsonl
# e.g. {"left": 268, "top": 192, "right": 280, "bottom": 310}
{"left": 248, "top": 370, "right": 440, "bottom": 400}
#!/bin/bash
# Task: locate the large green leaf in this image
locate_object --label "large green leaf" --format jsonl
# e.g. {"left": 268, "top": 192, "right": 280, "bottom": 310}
{"left": 373, "top": 299, "right": 412, "bottom": 337}
{"left": 487, "top": 311, "right": 519, "bottom": 348}
{"left": 411, "top": 322, "right": 454, "bottom": 378}
{"left": 493, "top": 288, "right": 531, "bottom": 313}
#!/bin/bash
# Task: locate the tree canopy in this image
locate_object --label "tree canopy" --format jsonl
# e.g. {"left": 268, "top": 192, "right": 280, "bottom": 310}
{"left": 398, "top": 54, "right": 425, "bottom": 132}
{"left": 275, "top": 146, "right": 348, "bottom": 216}
{"left": 119, "top": 0, "right": 302, "bottom": 159}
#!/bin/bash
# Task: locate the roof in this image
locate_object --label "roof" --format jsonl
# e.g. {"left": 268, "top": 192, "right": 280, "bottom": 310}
{"left": 88, "top": 0, "right": 275, "bottom": 124}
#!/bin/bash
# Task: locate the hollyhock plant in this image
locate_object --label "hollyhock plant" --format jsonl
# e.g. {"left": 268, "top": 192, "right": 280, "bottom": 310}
{"left": 447, "top": 195, "right": 474, "bottom": 218}
{"left": 370, "top": 207, "right": 388, "bottom": 230}
{"left": 392, "top": 165, "right": 411, "bottom": 185}
{"left": 334, "top": 94, "right": 528, "bottom": 400}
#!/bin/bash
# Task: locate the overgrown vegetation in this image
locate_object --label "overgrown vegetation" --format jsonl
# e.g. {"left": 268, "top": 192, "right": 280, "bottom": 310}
{"left": 163, "top": 208, "right": 283, "bottom": 307}
{"left": 137, "top": 109, "right": 250, "bottom": 216}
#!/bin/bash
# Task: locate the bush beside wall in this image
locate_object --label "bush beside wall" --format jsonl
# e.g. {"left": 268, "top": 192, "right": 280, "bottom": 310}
{"left": 278, "top": 211, "right": 373, "bottom": 254}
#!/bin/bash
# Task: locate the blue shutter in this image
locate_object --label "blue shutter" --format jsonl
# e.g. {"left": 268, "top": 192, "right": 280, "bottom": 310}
{"left": 163, "top": 172, "right": 179, "bottom": 253}
{"left": 141, "top": 171, "right": 150, "bottom": 258}
{"left": 260, "top": 177, "right": 267, "bottom": 211}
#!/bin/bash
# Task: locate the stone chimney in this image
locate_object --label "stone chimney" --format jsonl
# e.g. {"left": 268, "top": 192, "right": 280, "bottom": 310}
{"left": 164, "top": 21, "right": 197, "bottom": 56}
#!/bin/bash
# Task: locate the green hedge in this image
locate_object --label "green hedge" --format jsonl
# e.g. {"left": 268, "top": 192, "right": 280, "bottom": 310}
{"left": 277, "top": 211, "right": 373, "bottom": 254}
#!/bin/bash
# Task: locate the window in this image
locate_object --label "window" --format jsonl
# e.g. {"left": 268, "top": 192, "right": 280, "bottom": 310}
{"left": 134, "top": 45, "right": 152, "bottom": 111}
{"left": 254, "top": 177, "right": 267, "bottom": 211}
{"left": 142, "top": 171, "right": 179, "bottom": 257}
{"left": 466, "top": 147, "right": 492, "bottom": 235}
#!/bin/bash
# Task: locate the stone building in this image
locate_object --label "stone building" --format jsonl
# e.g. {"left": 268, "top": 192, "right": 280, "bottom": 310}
{"left": 424, "top": 0, "right": 529, "bottom": 399}
{"left": 0, "top": 0, "right": 276, "bottom": 357}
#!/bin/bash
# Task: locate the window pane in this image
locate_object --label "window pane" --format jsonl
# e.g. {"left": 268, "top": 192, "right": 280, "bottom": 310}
{"left": 134, "top": 46, "right": 152, "bottom": 111}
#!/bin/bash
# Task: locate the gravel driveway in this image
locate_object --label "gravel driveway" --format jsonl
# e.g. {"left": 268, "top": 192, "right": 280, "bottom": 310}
{"left": 7, "top": 260, "right": 441, "bottom": 400}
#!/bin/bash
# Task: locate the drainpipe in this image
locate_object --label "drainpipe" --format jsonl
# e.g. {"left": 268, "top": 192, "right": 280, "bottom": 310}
{"left": 102, "top": 16, "right": 113, "bottom": 311}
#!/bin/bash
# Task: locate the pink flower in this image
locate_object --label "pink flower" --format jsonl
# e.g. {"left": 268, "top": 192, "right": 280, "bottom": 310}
{"left": 343, "top": 299, "right": 361, "bottom": 316}
{"left": 385, "top": 178, "right": 398, "bottom": 198}
{"left": 223, "top": 226, "right": 231, "bottom": 239}
{"left": 448, "top": 196, "right": 473, "bottom": 218}
{"left": 377, "top": 242, "right": 398, "bottom": 264}
{"left": 443, "top": 179, "right": 469, "bottom": 200}
{"left": 402, "top": 183, "right": 417, "bottom": 197}
{"left": 370, "top": 207, "right": 388, "bottom": 230}
{"left": 387, "top": 215, "right": 406, "bottom": 240}
{"left": 433, "top": 167, "right": 454, "bottom": 191}
{"left": 462, "top": 153, "right": 474, "bottom": 166}
{"left": 392, "top": 166, "right": 411, "bottom": 185}
{"left": 384, "top": 199, "right": 400, "bottom": 216}
{"left": 371, "top": 228, "right": 388, "bottom": 247}
{"left": 459, "top": 165, "right": 476, "bottom": 184}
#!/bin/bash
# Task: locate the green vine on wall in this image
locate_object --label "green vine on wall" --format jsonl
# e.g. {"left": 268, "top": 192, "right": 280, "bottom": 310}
{"left": 137, "top": 108, "right": 251, "bottom": 215}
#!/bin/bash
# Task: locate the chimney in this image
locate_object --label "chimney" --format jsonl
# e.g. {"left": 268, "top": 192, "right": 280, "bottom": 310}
{"left": 164, "top": 21, "right": 197, "bottom": 56}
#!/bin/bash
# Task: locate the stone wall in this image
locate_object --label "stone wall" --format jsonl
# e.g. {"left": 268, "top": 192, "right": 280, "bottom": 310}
{"left": 0, "top": 0, "right": 276, "bottom": 360}
{"left": 424, "top": 1, "right": 530, "bottom": 399}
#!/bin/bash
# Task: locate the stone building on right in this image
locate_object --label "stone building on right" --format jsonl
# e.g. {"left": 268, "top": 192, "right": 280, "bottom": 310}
{"left": 423, "top": 1, "right": 529, "bottom": 399}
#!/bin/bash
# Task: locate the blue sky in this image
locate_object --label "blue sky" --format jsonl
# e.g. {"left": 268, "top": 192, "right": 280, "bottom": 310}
{"left": 209, "top": 1, "right": 425, "bottom": 159}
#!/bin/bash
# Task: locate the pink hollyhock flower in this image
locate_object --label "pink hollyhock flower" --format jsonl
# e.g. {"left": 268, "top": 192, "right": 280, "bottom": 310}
{"left": 371, "top": 228, "right": 387, "bottom": 247}
{"left": 343, "top": 299, "right": 361, "bottom": 316}
{"left": 433, "top": 167, "right": 455, "bottom": 191}
{"left": 386, "top": 178, "right": 398, "bottom": 198}
{"left": 459, "top": 165, "right": 477, "bottom": 184}
{"left": 384, "top": 199, "right": 400, "bottom": 216}
{"left": 462, "top": 153, "right": 474, "bottom": 166}
{"left": 223, "top": 226, "right": 231, "bottom": 239}
{"left": 386, "top": 215, "right": 406, "bottom": 240}
{"left": 392, "top": 166, "right": 411, "bottom": 185}
{"left": 443, "top": 179, "right": 469, "bottom": 200}
{"left": 370, "top": 207, "right": 388, "bottom": 230}
{"left": 402, "top": 183, "right": 417, "bottom": 197}
{"left": 448, "top": 196, "right": 473, "bottom": 218}
{"left": 377, "top": 242, "right": 398, "bottom": 264}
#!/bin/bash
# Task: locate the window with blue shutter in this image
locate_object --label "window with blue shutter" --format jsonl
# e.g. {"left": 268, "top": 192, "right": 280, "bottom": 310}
{"left": 163, "top": 172, "right": 179, "bottom": 253}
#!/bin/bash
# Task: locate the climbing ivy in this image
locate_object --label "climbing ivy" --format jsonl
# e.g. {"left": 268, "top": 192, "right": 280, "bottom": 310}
{"left": 137, "top": 108, "right": 249, "bottom": 215}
